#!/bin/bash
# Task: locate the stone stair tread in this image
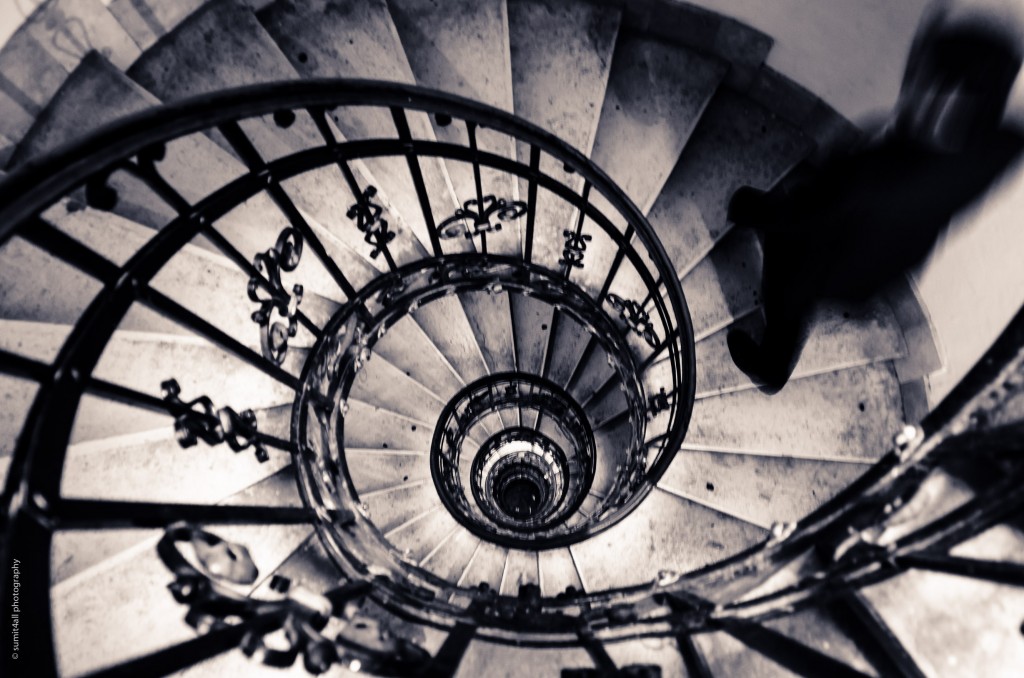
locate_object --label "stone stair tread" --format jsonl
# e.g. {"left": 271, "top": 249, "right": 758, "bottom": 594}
{"left": 388, "top": 0, "right": 512, "bottom": 112}
{"left": 681, "top": 224, "right": 763, "bottom": 340}
{"left": 457, "top": 540, "right": 506, "bottom": 591}
{"left": 411, "top": 293, "right": 490, "bottom": 385}
{"left": 694, "top": 297, "right": 907, "bottom": 398}
{"left": 349, "top": 351, "right": 446, "bottom": 423}
{"left": 762, "top": 607, "right": 880, "bottom": 677}
{"left": 387, "top": 0, "right": 521, "bottom": 257}
{"left": 0, "top": 318, "right": 297, "bottom": 411}
{"left": 591, "top": 33, "right": 727, "bottom": 214}
{"left": 659, "top": 450, "right": 871, "bottom": 528}
{"left": 0, "top": 235, "right": 103, "bottom": 327}
{"left": 686, "top": 362, "right": 903, "bottom": 461}
{"left": 342, "top": 399, "right": 435, "bottom": 450}
{"left": 386, "top": 507, "right": 462, "bottom": 566}
{"left": 454, "top": 642, "right": 593, "bottom": 678}
{"left": 19, "top": 0, "right": 141, "bottom": 73}
{"left": 373, "top": 315, "right": 465, "bottom": 399}
{"left": 124, "top": 0, "right": 382, "bottom": 274}
{"left": 361, "top": 477, "right": 439, "bottom": 534}
{"left": 570, "top": 487, "right": 767, "bottom": 591}
{"left": 537, "top": 547, "right": 583, "bottom": 597}
{"left": 0, "top": 373, "right": 38, "bottom": 458}
{"left": 257, "top": 0, "right": 453, "bottom": 263}
{"left": 648, "top": 88, "right": 814, "bottom": 279}
{"left": 510, "top": 291, "right": 554, "bottom": 376}
{"left": 693, "top": 630, "right": 801, "bottom": 678}
{"left": 0, "top": 22, "right": 70, "bottom": 143}
{"left": 507, "top": 0, "right": 620, "bottom": 282}
{"left": 460, "top": 289, "right": 517, "bottom": 375}
{"left": 107, "top": 0, "right": 206, "bottom": 51}
{"left": 345, "top": 448, "right": 430, "bottom": 495}
{"left": 499, "top": 548, "right": 540, "bottom": 596}
{"left": 423, "top": 526, "right": 480, "bottom": 582}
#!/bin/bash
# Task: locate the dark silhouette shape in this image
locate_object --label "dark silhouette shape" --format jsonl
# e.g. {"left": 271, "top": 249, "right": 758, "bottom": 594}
{"left": 727, "top": 16, "right": 1024, "bottom": 394}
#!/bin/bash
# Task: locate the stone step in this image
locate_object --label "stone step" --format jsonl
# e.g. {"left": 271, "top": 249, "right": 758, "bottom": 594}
{"left": 685, "top": 362, "right": 903, "bottom": 462}
{"left": 345, "top": 448, "right": 430, "bottom": 496}
{"left": 454, "top": 640, "right": 593, "bottom": 678}
{"left": 359, "top": 477, "right": 440, "bottom": 535}
{"left": 349, "top": 350, "right": 446, "bottom": 423}
{"left": 659, "top": 451, "right": 871, "bottom": 529}
{"left": 538, "top": 547, "right": 584, "bottom": 598}
{"left": 456, "top": 539, "right": 507, "bottom": 591}
{"left": 499, "top": 548, "right": 540, "bottom": 596}
{"left": 570, "top": 487, "right": 767, "bottom": 591}
{"left": 386, "top": 504, "right": 463, "bottom": 566}
{"left": 107, "top": 0, "right": 206, "bottom": 51}
{"left": 507, "top": 0, "right": 620, "bottom": 282}
{"left": 692, "top": 297, "right": 907, "bottom": 399}
{"left": 124, "top": 0, "right": 398, "bottom": 278}
{"left": 257, "top": 0, "right": 457, "bottom": 263}
{"left": 410, "top": 293, "right": 490, "bottom": 386}
{"left": 373, "top": 314, "right": 466, "bottom": 400}
{"left": 13, "top": 52, "right": 374, "bottom": 303}
{"left": 388, "top": 0, "right": 521, "bottom": 257}
{"left": 681, "top": 224, "right": 763, "bottom": 341}
{"left": 576, "top": 34, "right": 727, "bottom": 301}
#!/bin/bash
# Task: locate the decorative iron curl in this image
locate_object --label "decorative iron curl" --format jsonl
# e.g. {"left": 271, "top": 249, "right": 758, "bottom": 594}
{"left": 161, "top": 378, "right": 269, "bottom": 462}
{"left": 437, "top": 195, "right": 526, "bottom": 240}
{"left": 346, "top": 185, "right": 395, "bottom": 259}
{"left": 248, "top": 227, "right": 304, "bottom": 365}
{"left": 606, "top": 293, "right": 659, "bottom": 348}
{"left": 157, "top": 524, "right": 429, "bottom": 675}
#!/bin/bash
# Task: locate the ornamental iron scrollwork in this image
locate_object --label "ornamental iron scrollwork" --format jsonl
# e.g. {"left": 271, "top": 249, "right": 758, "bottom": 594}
{"left": 248, "top": 227, "right": 304, "bottom": 365}
{"left": 559, "top": 229, "right": 592, "bottom": 269}
{"left": 156, "top": 524, "right": 429, "bottom": 675}
{"left": 437, "top": 195, "right": 527, "bottom": 240}
{"left": 648, "top": 387, "right": 675, "bottom": 418}
{"left": 606, "top": 293, "right": 659, "bottom": 348}
{"left": 346, "top": 185, "right": 395, "bottom": 259}
{"left": 161, "top": 378, "right": 269, "bottom": 462}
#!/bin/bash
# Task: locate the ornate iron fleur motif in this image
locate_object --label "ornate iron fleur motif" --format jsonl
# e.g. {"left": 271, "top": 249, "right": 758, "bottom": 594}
{"left": 606, "top": 293, "right": 659, "bottom": 348}
{"left": 248, "top": 227, "right": 304, "bottom": 365}
{"left": 437, "top": 195, "right": 527, "bottom": 240}
{"left": 648, "top": 387, "right": 675, "bottom": 417}
{"left": 161, "top": 379, "right": 269, "bottom": 462}
{"left": 346, "top": 186, "right": 395, "bottom": 259}
{"left": 559, "top": 229, "right": 592, "bottom": 269}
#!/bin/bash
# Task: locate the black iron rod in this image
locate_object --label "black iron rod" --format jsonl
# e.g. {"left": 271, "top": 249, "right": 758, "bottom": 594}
{"left": 828, "top": 593, "right": 926, "bottom": 678}
{"left": 523, "top": 145, "right": 540, "bottom": 263}
{"left": 724, "top": 622, "right": 873, "bottom": 678}
{"left": 897, "top": 552, "right": 1024, "bottom": 587}
{"left": 217, "top": 121, "right": 358, "bottom": 299}
{"left": 50, "top": 499, "right": 321, "bottom": 529}
{"left": 138, "top": 285, "right": 300, "bottom": 391}
{"left": 390, "top": 106, "right": 443, "bottom": 257}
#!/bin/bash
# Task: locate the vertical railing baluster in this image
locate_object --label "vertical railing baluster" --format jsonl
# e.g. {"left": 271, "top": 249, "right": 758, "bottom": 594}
{"left": 390, "top": 106, "right": 444, "bottom": 257}
{"left": 524, "top": 145, "right": 540, "bottom": 263}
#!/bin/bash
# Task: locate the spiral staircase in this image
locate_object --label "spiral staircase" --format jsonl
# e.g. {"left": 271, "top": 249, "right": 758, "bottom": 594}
{"left": 1, "top": 0, "right": 1023, "bottom": 676}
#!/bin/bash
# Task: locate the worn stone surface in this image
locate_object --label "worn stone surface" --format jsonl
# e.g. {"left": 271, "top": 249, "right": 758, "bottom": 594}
{"left": 693, "top": 296, "right": 906, "bottom": 398}
{"left": 422, "top": 526, "right": 479, "bottom": 581}
{"left": 0, "top": 236, "right": 100, "bottom": 326}
{"left": 387, "top": 507, "right": 460, "bottom": 564}
{"left": 412, "top": 293, "right": 489, "bottom": 385}
{"left": 459, "top": 540, "right": 506, "bottom": 590}
{"left": 341, "top": 399, "right": 435, "bottom": 450}
{"left": 346, "top": 449, "right": 430, "bottom": 495}
{"left": 108, "top": 0, "right": 206, "bottom": 50}
{"left": 647, "top": 89, "right": 813, "bottom": 278}
{"left": 510, "top": 291, "right": 554, "bottom": 376}
{"left": 537, "top": 547, "right": 583, "bottom": 597}
{"left": 499, "top": 548, "right": 539, "bottom": 595}
{"left": 460, "top": 289, "right": 517, "bottom": 376}
{"left": 21, "top": 0, "right": 141, "bottom": 71}
{"left": 686, "top": 362, "right": 903, "bottom": 461}
{"left": 0, "top": 24, "right": 69, "bottom": 140}
{"left": 258, "top": 0, "right": 456, "bottom": 261}
{"left": 694, "top": 630, "right": 800, "bottom": 677}
{"left": 507, "top": 0, "right": 620, "bottom": 285}
{"left": 373, "top": 314, "right": 466, "bottom": 399}
{"left": 455, "top": 642, "right": 592, "bottom": 678}
{"left": 659, "top": 450, "right": 871, "bottom": 527}
{"left": 681, "top": 225, "right": 763, "bottom": 339}
{"left": 571, "top": 488, "right": 767, "bottom": 590}
{"left": 361, "top": 479, "right": 438, "bottom": 533}
{"left": 764, "top": 607, "right": 880, "bottom": 676}
{"left": 349, "top": 352, "right": 445, "bottom": 423}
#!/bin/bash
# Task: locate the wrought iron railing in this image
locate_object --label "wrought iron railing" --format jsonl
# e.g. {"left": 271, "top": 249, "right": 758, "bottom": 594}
{"left": 0, "top": 79, "right": 1021, "bottom": 677}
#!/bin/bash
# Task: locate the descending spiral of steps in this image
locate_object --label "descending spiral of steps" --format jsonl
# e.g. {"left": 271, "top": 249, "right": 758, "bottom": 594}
{"left": 2, "top": 1, "right": 1024, "bottom": 676}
